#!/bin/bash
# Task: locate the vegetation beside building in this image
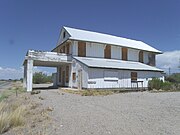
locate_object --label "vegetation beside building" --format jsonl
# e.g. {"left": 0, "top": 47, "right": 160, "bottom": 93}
{"left": 148, "top": 73, "right": 180, "bottom": 91}
{"left": 33, "top": 72, "right": 52, "bottom": 84}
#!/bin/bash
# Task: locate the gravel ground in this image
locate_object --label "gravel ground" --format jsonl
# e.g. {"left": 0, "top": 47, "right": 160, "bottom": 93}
{"left": 35, "top": 90, "right": 180, "bottom": 135}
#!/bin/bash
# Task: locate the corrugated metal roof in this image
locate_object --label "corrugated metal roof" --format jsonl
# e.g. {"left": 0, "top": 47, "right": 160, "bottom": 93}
{"left": 74, "top": 57, "right": 163, "bottom": 72}
{"left": 64, "top": 26, "right": 162, "bottom": 53}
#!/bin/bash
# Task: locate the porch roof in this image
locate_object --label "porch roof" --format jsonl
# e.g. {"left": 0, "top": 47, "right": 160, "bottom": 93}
{"left": 23, "top": 50, "right": 72, "bottom": 67}
{"left": 73, "top": 57, "right": 163, "bottom": 72}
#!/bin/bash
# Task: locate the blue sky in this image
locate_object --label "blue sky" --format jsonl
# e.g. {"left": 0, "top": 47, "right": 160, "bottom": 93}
{"left": 0, "top": 0, "right": 179, "bottom": 79}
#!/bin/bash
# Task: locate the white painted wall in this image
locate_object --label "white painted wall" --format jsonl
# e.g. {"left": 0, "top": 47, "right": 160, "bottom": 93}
{"left": 57, "top": 28, "right": 70, "bottom": 45}
{"left": 87, "top": 68, "right": 164, "bottom": 89}
{"left": 72, "top": 41, "right": 78, "bottom": 56}
{"left": 70, "top": 59, "right": 88, "bottom": 88}
{"left": 111, "top": 46, "right": 121, "bottom": 59}
{"left": 86, "top": 42, "right": 104, "bottom": 58}
{"left": 71, "top": 40, "right": 153, "bottom": 65}
{"left": 128, "top": 48, "right": 139, "bottom": 62}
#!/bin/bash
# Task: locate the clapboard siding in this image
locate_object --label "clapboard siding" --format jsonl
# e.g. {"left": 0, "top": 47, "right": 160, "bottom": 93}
{"left": 87, "top": 67, "right": 164, "bottom": 89}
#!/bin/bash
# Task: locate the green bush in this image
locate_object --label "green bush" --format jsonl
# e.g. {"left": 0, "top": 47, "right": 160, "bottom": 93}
{"left": 161, "top": 81, "right": 172, "bottom": 90}
{"left": 148, "top": 78, "right": 175, "bottom": 91}
{"left": 148, "top": 78, "right": 163, "bottom": 90}
{"left": 33, "top": 72, "right": 52, "bottom": 84}
{"left": 166, "top": 73, "right": 180, "bottom": 83}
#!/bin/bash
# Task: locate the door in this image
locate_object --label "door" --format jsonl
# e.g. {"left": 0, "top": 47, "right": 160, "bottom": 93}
{"left": 78, "top": 69, "right": 82, "bottom": 90}
{"left": 62, "top": 71, "right": 65, "bottom": 86}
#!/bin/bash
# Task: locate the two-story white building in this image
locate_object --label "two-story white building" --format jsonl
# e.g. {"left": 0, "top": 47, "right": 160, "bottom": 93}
{"left": 23, "top": 26, "right": 164, "bottom": 91}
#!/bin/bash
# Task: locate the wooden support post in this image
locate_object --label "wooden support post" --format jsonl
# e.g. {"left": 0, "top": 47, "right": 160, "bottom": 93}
{"left": 26, "top": 59, "right": 33, "bottom": 92}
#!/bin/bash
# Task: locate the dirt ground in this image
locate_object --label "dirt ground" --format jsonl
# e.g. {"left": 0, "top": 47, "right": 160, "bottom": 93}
{"left": 2, "top": 86, "right": 180, "bottom": 135}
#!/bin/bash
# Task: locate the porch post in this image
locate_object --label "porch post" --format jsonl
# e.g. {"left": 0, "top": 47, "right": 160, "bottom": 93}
{"left": 26, "top": 59, "right": 33, "bottom": 92}
{"left": 23, "top": 63, "right": 27, "bottom": 88}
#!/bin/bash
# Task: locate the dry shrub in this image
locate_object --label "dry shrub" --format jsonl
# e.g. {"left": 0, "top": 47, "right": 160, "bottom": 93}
{"left": 62, "top": 89, "right": 114, "bottom": 96}
{"left": 0, "top": 102, "right": 26, "bottom": 134}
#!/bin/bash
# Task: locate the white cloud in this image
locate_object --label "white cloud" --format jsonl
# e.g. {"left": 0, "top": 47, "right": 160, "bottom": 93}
{"left": 0, "top": 66, "right": 56, "bottom": 80}
{"left": 0, "top": 67, "right": 23, "bottom": 80}
{"left": 156, "top": 50, "right": 180, "bottom": 73}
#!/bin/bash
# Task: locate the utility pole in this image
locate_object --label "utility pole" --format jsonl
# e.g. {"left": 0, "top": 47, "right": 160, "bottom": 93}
{"left": 168, "top": 67, "right": 171, "bottom": 76}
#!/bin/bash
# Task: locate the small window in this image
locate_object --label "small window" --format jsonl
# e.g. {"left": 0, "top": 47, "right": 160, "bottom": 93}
{"left": 72, "top": 72, "right": 76, "bottom": 81}
{"left": 63, "top": 31, "right": 66, "bottom": 39}
{"left": 131, "top": 72, "right": 137, "bottom": 81}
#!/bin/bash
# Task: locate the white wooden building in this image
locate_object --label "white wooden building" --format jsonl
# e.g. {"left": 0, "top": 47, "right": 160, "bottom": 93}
{"left": 23, "top": 26, "right": 164, "bottom": 91}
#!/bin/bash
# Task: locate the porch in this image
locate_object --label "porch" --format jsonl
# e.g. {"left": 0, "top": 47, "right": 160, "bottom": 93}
{"left": 23, "top": 50, "right": 72, "bottom": 92}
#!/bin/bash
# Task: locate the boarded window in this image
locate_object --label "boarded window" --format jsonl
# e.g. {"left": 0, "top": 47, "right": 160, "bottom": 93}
{"left": 139, "top": 51, "right": 144, "bottom": 63}
{"left": 104, "top": 71, "right": 118, "bottom": 81}
{"left": 122, "top": 48, "right": 127, "bottom": 60}
{"left": 78, "top": 41, "right": 86, "bottom": 57}
{"left": 59, "top": 67, "right": 62, "bottom": 82}
{"left": 148, "top": 53, "right": 155, "bottom": 66}
{"left": 72, "top": 72, "right": 76, "bottom": 81}
{"left": 131, "top": 72, "right": 137, "bottom": 81}
{"left": 104, "top": 45, "right": 111, "bottom": 59}
{"left": 66, "top": 66, "right": 69, "bottom": 83}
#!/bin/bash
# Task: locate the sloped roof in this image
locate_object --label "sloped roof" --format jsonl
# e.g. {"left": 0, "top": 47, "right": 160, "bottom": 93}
{"left": 74, "top": 57, "right": 163, "bottom": 72}
{"left": 64, "top": 26, "right": 161, "bottom": 53}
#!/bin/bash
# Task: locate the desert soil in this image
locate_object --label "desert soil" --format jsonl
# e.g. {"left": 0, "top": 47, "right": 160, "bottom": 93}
{"left": 3, "top": 86, "right": 180, "bottom": 135}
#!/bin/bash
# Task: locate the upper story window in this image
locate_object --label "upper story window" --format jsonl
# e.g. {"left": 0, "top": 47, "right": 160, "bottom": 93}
{"left": 78, "top": 41, "right": 86, "bottom": 57}
{"left": 139, "top": 51, "right": 144, "bottom": 63}
{"left": 122, "top": 47, "right": 127, "bottom": 61}
{"left": 63, "top": 31, "right": 66, "bottom": 39}
{"left": 148, "top": 53, "right": 155, "bottom": 66}
{"left": 104, "top": 45, "right": 111, "bottom": 59}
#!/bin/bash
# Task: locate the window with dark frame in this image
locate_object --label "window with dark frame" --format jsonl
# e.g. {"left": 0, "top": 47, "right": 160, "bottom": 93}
{"left": 131, "top": 72, "right": 137, "bottom": 81}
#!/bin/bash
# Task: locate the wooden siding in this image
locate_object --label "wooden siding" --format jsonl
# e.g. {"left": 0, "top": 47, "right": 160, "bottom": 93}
{"left": 122, "top": 48, "right": 127, "bottom": 60}
{"left": 104, "top": 45, "right": 111, "bottom": 59}
{"left": 131, "top": 72, "right": 137, "bottom": 81}
{"left": 78, "top": 41, "right": 86, "bottom": 57}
